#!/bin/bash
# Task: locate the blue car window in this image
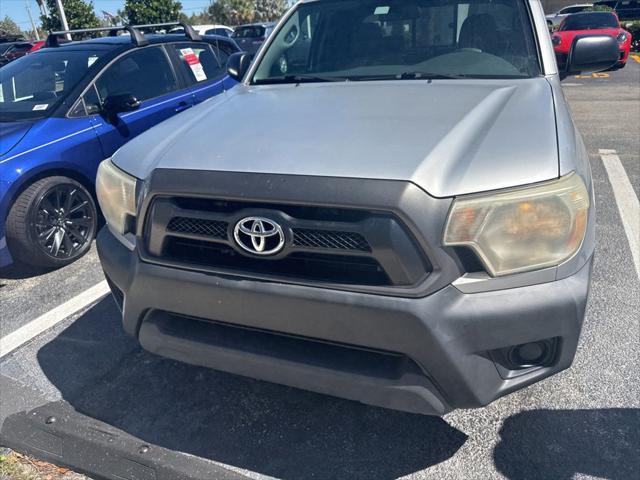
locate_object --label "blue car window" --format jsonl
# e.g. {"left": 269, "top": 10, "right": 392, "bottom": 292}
{"left": 172, "top": 44, "right": 223, "bottom": 84}
{"left": 68, "top": 84, "right": 101, "bottom": 118}
{"left": 83, "top": 84, "right": 102, "bottom": 115}
{"left": 95, "top": 46, "right": 178, "bottom": 103}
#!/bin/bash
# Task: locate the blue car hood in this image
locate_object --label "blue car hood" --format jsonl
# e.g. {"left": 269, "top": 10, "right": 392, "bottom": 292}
{"left": 0, "top": 120, "right": 37, "bottom": 156}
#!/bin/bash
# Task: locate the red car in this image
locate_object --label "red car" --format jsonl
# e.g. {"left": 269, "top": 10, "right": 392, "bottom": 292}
{"left": 28, "top": 40, "right": 46, "bottom": 53}
{"left": 552, "top": 11, "right": 632, "bottom": 70}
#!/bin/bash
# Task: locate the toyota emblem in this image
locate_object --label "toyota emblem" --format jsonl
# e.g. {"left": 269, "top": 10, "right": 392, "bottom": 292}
{"left": 233, "top": 217, "right": 285, "bottom": 256}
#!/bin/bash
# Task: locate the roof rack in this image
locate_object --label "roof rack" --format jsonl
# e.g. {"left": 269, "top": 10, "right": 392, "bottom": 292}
{"left": 45, "top": 21, "right": 201, "bottom": 48}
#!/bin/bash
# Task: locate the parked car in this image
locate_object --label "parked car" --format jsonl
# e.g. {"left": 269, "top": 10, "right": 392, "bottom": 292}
{"left": 231, "top": 22, "right": 276, "bottom": 54}
{"left": 0, "top": 41, "right": 34, "bottom": 66}
{"left": 204, "top": 25, "right": 235, "bottom": 37}
{"left": 0, "top": 42, "right": 17, "bottom": 56}
{"left": 546, "top": 3, "right": 593, "bottom": 28}
{"left": 169, "top": 24, "right": 234, "bottom": 37}
{"left": 0, "top": 35, "right": 24, "bottom": 44}
{"left": 97, "top": 0, "right": 618, "bottom": 415}
{"left": 0, "top": 24, "right": 240, "bottom": 268}
{"left": 552, "top": 11, "right": 632, "bottom": 69}
{"left": 594, "top": 0, "right": 640, "bottom": 20}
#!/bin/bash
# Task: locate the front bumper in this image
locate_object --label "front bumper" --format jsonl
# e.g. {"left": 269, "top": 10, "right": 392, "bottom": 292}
{"left": 98, "top": 227, "right": 592, "bottom": 415}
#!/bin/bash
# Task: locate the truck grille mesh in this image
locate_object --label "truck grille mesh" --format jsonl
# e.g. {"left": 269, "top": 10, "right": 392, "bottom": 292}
{"left": 166, "top": 217, "right": 228, "bottom": 239}
{"left": 293, "top": 229, "right": 371, "bottom": 252}
{"left": 165, "top": 218, "right": 371, "bottom": 253}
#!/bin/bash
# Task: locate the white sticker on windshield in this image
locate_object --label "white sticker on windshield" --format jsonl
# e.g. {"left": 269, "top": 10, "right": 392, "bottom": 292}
{"left": 32, "top": 104, "right": 49, "bottom": 111}
{"left": 179, "top": 48, "right": 207, "bottom": 82}
{"left": 87, "top": 56, "right": 98, "bottom": 67}
{"left": 374, "top": 6, "right": 390, "bottom": 15}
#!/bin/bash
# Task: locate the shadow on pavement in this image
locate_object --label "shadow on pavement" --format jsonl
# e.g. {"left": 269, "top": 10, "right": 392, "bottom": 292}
{"left": 494, "top": 408, "right": 640, "bottom": 480}
{"left": 0, "top": 263, "right": 55, "bottom": 282}
{"left": 32, "top": 298, "right": 467, "bottom": 479}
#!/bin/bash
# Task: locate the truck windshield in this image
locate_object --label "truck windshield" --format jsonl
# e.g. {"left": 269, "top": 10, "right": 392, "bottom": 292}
{"left": 251, "top": 0, "right": 540, "bottom": 84}
{"left": 0, "top": 47, "right": 106, "bottom": 121}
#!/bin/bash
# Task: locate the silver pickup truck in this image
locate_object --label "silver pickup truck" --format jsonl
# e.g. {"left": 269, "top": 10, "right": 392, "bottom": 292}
{"left": 96, "top": 0, "right": 619, "bottom": 415}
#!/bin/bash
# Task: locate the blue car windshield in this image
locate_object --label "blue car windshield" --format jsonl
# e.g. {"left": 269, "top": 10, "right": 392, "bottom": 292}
{"left": 251, "top": 0, "right": 540, "bottom": 84}
{"left": 0, "top": 47, "right": 106, "bottom": 121}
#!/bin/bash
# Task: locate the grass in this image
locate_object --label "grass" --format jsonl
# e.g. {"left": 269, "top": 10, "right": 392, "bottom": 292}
{"left": 0, "top": 451, "right": 39, "bottom": 480}
{"left": 0, "top": 451, "right": 85, "bottom": 479}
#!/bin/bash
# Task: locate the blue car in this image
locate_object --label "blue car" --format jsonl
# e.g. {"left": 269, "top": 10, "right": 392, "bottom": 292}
{"left": 0, "top": 25, "right": 239, "bottom": 268}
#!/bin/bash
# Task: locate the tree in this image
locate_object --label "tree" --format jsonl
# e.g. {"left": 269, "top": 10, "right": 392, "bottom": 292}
{"left": 41, "top": 0, "right": 100, "bottom": 33}
{"left": 207, "top": 0, "right": 287, "bottom": 25}
{"left": 588, "top": 5, "right": 614, "bottom": 12}
{"left": 208, "top": 0, "right": 254, "bottom": 25}
{"left": 0, "top": 15, "right": 24, "bottom": 38}
{"left": 178, "top": 10, "right": 209, "bottom": 25}
{"left": 124, "top": 0, "right": 183, "bottom": 26}
{"left": 253, "top": 0, "right": 287, "bottom": 22}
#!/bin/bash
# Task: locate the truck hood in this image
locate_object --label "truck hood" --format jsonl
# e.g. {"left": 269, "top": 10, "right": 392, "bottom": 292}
{"left": 113, "top": 79, "right": 559, "bottom": 198}
{"left": 0, "top": 120, "right": 36, "bottom": 156}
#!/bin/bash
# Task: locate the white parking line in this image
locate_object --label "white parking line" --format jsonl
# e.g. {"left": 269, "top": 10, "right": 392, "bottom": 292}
{"left": 599, "top": 149, "right": 640, "bottom": 278}
{"left": 0, "top": 280, "right": 110, "bottom": 358}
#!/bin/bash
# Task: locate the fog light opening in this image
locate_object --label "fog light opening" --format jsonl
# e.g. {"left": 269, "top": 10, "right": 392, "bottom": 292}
{"left": 508, "top": 341, "right": 550, "bottom": 368}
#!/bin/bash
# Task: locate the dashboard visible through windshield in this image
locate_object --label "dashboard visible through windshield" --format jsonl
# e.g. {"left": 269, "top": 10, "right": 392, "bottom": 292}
{"left": 0, "top": 47, "right": 106, "bottom": 121}
{"left": 251, "top": 0, "right": 541, "bottom": 84}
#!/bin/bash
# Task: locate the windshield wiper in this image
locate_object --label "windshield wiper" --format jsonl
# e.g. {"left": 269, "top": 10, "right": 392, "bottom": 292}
{"left": 253, "top": 74, "right": 349, "bottom": 85}
{"left": 350, "top": 72, "right": 467, "bottom": 81}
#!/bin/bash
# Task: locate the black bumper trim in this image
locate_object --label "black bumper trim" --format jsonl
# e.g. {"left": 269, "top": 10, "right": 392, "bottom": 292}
{"left": 139, "top": 311, "right": 448, "bottom": 415}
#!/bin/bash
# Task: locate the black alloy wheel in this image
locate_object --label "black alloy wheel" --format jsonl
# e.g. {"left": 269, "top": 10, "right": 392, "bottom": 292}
{"left": 6, "top": 176, "right": 98, "bottom": 268}
{"left": 33, "top": 183, "right": 94, "bottom": 259}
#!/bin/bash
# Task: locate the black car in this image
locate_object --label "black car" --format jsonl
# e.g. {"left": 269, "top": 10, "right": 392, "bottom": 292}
{"left": 231, "top": 22, "right": 276, "bottom": 54}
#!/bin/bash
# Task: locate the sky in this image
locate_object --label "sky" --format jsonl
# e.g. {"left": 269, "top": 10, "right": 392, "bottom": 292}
{"left": 1, "top": 0, "right": 213, "bottom": 32}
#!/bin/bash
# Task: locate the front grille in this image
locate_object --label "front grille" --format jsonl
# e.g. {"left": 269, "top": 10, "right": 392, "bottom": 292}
{"left": 165, "top": 216, "right": 371, "bottom": 253}
{"left": 165, "top": 239, "right": 391, "bottom": 286}
{"left": 293, "top": 228, "right": 370, "bottom": 252}
{"left": 143, "top": 196, "right": 431, "bottom": 290}
{"left": 167, "top": 217, "right": 228, "bottom": 239}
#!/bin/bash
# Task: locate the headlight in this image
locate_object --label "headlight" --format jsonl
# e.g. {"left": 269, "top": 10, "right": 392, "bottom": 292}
{"left": 443, "top": 173, "right": 589, "bottom": 277}
{"left": 96, "top": 158, "right": 137, "bottom": 235}
{"left": 617, "top": 32, "right": 628, "bottom": 44}
{"left": 552, "top": 35, "right": 561, "bottom": 46}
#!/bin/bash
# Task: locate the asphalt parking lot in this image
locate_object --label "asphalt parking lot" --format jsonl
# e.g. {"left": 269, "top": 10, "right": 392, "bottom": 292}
{"left": 1, "top": 57, "right": 639, "bottom": 479}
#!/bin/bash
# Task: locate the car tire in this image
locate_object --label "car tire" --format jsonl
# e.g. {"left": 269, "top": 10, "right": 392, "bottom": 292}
{"left": 6, "top": 176, "right": 97, "bottom": 268}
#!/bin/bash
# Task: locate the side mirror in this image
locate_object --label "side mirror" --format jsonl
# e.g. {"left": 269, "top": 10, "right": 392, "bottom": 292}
{"left": 102, "top": 94, "right": 140, "bottom": 120}
{"left": 563, "top": 34, "right": 619, "bottom": 78}
{"left": 227, "top": 52, "right": 252, "bottom": 82}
